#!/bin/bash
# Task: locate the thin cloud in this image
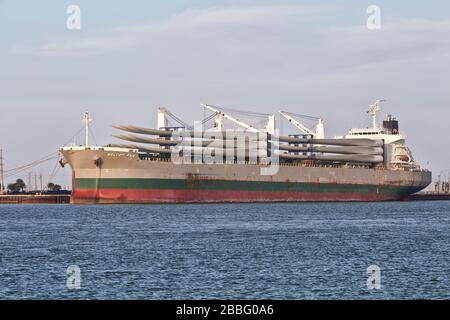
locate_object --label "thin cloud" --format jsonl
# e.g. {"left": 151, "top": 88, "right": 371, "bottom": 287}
{"left": 18, "top": 4, "right": 333, "bottom": 58}
{"left": 15, "top": 3, "right": 450, "bottom": 72}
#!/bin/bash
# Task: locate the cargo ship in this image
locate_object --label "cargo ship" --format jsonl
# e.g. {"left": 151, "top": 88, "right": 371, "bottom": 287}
{"left": 60, "top": 101, "right": 431, "bottom": 204}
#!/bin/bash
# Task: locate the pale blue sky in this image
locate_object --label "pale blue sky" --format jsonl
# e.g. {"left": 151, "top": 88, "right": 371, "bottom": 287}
{"left": 2, "top": 1, "right": 450, "bottom": 45}
{"left": 1, "top": 1, "right": 450, "bottom": 187}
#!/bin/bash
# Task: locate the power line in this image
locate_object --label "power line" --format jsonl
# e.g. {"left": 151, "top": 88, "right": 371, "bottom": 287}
{"left": 4, "top": 124, "right": 86, "bottom": 179}
{"left": 4, "top": 153, "right": 59, "bottom": 178}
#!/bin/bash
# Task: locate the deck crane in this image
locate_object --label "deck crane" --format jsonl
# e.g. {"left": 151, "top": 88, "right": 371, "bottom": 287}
{"left": 157, "top": 107, "right": 194, "bottom": 130}
{"left": 279, "top": 111, "right": 325, "bottom": 139}
{"left": 202, "top": 104, "right": 275, "bottom": 134}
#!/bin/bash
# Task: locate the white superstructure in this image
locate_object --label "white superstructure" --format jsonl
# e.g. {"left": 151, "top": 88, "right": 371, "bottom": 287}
{"left": 336, "top": 100, "right": 419, "bottom": 170}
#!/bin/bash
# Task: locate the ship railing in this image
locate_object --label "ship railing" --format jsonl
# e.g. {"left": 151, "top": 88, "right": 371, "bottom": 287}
{"left": 139, "top": 156, "right": 392, "bottom": 170}
{"left": 140, "top": 157, "right": 429, "bottom": 172}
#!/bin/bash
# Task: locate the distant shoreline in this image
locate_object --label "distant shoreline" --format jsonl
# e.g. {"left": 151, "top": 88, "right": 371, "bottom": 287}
{"left": 0, "top": 194, "right": 71, "bottom": 204}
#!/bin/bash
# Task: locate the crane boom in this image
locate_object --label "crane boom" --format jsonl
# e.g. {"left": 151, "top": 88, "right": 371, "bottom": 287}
{"left": 202, "top": 104, "right": 261, "bottom": 133}
{"left": 279, "top": 111, "right": 315, "bottom": 135}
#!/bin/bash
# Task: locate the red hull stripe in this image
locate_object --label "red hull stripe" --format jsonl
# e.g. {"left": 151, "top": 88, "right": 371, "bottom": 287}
{"left": 75, "top": 178, "right": 422, "bottom": 194}
{"left": 72, "top": 188, "right": 399, "bottom": 203}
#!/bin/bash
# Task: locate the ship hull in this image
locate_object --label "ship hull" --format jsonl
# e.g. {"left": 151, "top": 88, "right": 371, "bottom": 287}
{"left": 61, "top": 148, "right": 432, "bottom": 204}
{"left": 72, "top": 187, "right": 416, "bottom": 204}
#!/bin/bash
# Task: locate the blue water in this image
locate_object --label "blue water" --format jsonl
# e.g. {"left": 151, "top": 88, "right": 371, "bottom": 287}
{"left": 0, "top": 201, "right": 449, "bottom": 300}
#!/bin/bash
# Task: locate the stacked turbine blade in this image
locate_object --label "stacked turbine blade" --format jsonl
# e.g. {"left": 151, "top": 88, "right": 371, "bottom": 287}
{"left": 111, "top": 125, "right": 384, "bottom": 164}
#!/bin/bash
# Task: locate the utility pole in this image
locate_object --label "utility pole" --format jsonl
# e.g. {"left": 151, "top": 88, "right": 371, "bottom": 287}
{"left": 28, "top": 172, "right": 32, "bottom": 192}
{"left": 448, "top": 172, "right": 450, "bottom": 194}
{"left": 0, "top": 148, "right": 4, "bottom": 194}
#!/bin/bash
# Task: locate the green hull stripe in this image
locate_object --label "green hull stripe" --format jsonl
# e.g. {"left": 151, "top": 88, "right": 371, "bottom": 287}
{"left": 75, "top": 178, "right": 420, "bottom": 195}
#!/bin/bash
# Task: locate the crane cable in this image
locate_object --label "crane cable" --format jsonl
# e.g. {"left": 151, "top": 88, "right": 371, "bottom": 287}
{"left": 165, "top": 110, "right": 193, "bottom": 130}
{"left": 204, "top": 104, "right": 271, "bottom": 118}
{"left": 46, "top": 158, "right": 61, "bottom": 187}
{"left": 281, "top": 110, "right": 321, "bottom": 121}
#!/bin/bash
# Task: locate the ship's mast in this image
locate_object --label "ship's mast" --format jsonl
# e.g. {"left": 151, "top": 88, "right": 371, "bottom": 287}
{"left": 83, "top": 111, "right": 92, "bottom": 147}
{"left": 367, "top": 99, "right": 385, "bottom": 129}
